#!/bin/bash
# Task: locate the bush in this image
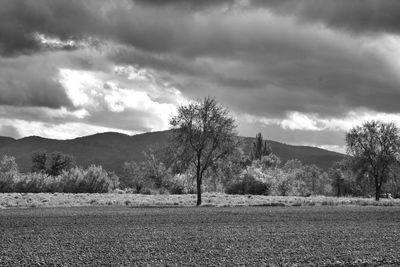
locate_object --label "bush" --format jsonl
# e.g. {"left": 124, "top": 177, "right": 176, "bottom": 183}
{"left": 60, "top": 165, "right": 119, "bottom": 193}
{"left": 164, "top": 174, "right": 196, "bottom": 194}
{"left": 14, "top": 172, "right": 62, "bottom": 193}
{"left": 122, "top": 161, "right": 145, "bottom": 192}
{"left": 59, "top": 167, "right": 85, "bottom": 193}
{"left": 0, "top": 156, "right": 19, "bottom": 192}
{"left": 226, "top": 173, "right": 270, "bottom": 195}
{"left": 0, "top": 171, "right": 18, "bottom": 192}
{"left": 0, "top": 154, "right": 119, "bottom": 193}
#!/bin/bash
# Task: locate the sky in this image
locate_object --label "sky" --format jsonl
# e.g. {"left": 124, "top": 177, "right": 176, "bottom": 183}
{"left": 1, "top": 0, "right": 400, "bottom": 153}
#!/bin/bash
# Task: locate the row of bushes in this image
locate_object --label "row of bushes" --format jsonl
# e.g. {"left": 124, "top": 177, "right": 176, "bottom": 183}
{"left": 0, "top": 156, "right": 119, "bottom": 193}
{"left": 224, "top": 159, "right": 332, "bottom": 196}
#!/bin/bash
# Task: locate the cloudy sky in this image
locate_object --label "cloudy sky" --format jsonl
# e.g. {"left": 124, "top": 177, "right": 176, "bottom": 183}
{"left": 1, "top": 0, "right": 400, "bottom": 153}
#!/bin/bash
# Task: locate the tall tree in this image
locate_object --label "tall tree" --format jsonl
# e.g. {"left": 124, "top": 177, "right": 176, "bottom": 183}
{"left": 346, "top": 121, "right": 400, "bottom": 201}
{"left": 250, "top": 133, "right": 272, "bottom": 161}
{"left": 170, "top": 97, "right": 237, "bottom": 206}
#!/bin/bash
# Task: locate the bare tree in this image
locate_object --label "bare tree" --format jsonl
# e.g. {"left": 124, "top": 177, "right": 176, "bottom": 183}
{"left": 346, "top": 121, "right": 400, "bottom": 201}
{"left": 170, "top": 97, "right": 237, "bottom": 206}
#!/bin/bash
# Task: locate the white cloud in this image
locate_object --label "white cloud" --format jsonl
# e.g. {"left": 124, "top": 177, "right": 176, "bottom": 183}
{"left": 58, "top": 68, "right": 101, "bottom": 108}
{"left": 250, "top": 110, "right": 400, "bottom": 132}
{"left": 34, "top": 33, "right": 78, "bottom": 49}
{"left": 281, "top": 112, "right": 323, "bottom": 131}
{"left": 57, "top": 66, "right": 186, "bottom": 132}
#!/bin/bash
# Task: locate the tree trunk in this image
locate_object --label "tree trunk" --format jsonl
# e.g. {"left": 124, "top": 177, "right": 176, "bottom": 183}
{"left": 196, "top": 176, "right": 202, "bottom": 206}
{"left": 375, "top": 189, "right": 380, "bottom": 201}
{"left": 196, "top": 162, "right": 202, "bottom": 206}
{"left": 375, "top": 178, "right": 381, "bottom": 201}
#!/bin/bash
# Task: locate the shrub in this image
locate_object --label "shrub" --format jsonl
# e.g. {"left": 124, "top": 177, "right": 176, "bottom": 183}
{"left": 0, "top": 171, "right": 18, "bottom": 192}
{"left": 14, "top": 172, "right": 62, "bottom": 193}
{"left": 59, "top": 167, "right": 86, "bottom": 193}
{"left": 164, "top": 174, "right": 196, "bottom": 194}
{"left": 122, "top": 161, "right": 145, "bottom": 192}
{"left": 0, "top": 156, "right": 19, "bottom": 192}
{"left": 226, "top": 173, "right": 270, "bottom": 195}
{"left": 84, "top": 165, "right": 119, "bottom": 193}
{"left": 60, "top": 165, "right": 119, "bottom": 193}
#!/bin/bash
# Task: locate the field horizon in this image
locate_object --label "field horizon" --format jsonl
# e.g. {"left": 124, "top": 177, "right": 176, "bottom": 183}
{"left": 1, "top": 193, "right": 399, "bottom": 209}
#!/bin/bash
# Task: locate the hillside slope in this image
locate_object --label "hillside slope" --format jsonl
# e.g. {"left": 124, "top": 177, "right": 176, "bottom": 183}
{"left": 0, "top": 130, "right": 344, "bottom": 173}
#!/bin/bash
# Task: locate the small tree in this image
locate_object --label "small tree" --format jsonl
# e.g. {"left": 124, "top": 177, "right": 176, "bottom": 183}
{"left": 346, "top": 121, "right": 400, "bottom": 201}
{"left": 47, "top": 152, "right": 75, "bottom": 176}
{"left": 170, "top": 97, "right": 237, "bottom": 205}
{"left": 122, "top": 161, "right": 145, "bottom": 192}
{"left": 32, "top": 151, "right": 47, "bottom": 173}
{"left": 301, "top": 164, "right": 322, "bottom": 195}
{"left": 142, "top": 151, "right": 169, "bottom": 189}
{"left": 31, "top": 151, "right": 75, "bottom": 176}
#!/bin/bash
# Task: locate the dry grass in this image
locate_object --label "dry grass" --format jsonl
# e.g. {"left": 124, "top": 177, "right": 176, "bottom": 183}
{"left": 1, "top": 192, "right": 399, "bottom": 209}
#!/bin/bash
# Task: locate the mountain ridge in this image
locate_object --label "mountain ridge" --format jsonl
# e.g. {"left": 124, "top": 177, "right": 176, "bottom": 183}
{"left": 0, "top": 130, "right": 344, "bottom": 173}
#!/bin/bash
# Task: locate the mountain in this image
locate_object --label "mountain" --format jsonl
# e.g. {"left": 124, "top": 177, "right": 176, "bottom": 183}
{"left": 0, "top": 130, "right": 344, "bottom": 173}
{"left": 0, "top": 136, "right": 15, "bottom": 147}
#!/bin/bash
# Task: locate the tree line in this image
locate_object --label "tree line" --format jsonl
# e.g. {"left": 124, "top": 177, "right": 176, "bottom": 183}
{"left": 1, "top": 97, "right": 400, "bottom": 204}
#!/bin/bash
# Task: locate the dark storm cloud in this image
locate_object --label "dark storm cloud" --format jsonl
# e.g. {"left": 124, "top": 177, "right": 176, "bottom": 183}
{"left": 0, "top": 0, "right": 105, "bottom": 56}
{"left": 253, "top": 0, "right": 400, "bottom": 35}
{"left": 0, "top": 55, "right": 73, "bottom": 109}
{"left": 132, "top": 0, "right": 235, "bottom": 10}
{"left": 133, "top": 0, "right": 400, "bottom": 35}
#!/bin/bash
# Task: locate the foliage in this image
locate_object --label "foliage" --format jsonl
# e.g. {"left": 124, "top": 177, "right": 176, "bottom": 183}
{"left": 0, "top": 157, "right": 119, "bottom": 193}
{"left": 81, "top": 165, "right": 119, "bottom": 193}
{"left": 385, "top": 164, "right": 400, "bottom": 198}
{"left": 169, "top": 97, "right": 238, "bottom": 205}
{"left": 62, "top": 165, "right": 119, "bottom": 193}
{"left": 122, "top": 151, "right": 172, "bottom": 192}
{"left": 226, "top": 172, "right": 270, "bottom": 195}
{"left": 47, "top": 152, "right": 76, "bottom": 176}
{"left": 14, "top": 172, "right": 62, "bottom": 193}
{"left": 31, "top": 151, "right": 47, "bottom": 173}
{"left": 346, "top": 121, "right": 400, "bottom": 200}
{"left": 122, "top": 161, "right": 146, "bottom": 192}
{"left": 283, "top": 159, "right": 303, "bottom": 171}
{"left": 31, "top": 151, "right": 75, "bottom": 176}
{"left": 0, "top": 155, "right": 19, "bottom": 192}
{"left": 327, "top": 159, "right": 363, "bottom": 197}
{"left": 164, "top": 173, "right": 196, "bottom": 194}
{"left": 202, "top": 148, "right": 245, "bottom": 192}
{"left": 142, "top": 151, "right": 171, "bottom": 189}
{"left": 260, "top": 153, "right": 281, "bottom": 169}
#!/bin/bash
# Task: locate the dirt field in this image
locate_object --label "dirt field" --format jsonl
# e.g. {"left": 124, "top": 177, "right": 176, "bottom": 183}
{"left": 1, "top": 206, "right": 400, "bottom": 266}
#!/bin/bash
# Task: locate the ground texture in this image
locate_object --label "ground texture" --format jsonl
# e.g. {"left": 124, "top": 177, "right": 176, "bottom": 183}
{"left": 1, "top": 193, "right": 400, "bottom": 209}
{"left": 1, "top": 206, "right": 400, "bottom": 266}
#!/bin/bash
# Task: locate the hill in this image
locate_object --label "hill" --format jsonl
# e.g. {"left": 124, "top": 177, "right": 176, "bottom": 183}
{"left": 0, "top": 130, "right": 344, "bottom": 173}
